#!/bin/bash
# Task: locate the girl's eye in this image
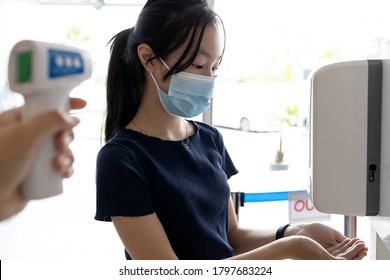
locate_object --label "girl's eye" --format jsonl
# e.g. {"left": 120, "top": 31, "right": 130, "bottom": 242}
{"left": 192, "top": 64, "right": 203, "bottom": 69}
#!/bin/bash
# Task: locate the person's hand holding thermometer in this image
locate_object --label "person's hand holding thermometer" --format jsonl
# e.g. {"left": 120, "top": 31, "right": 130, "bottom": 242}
{"left": 7, "top": 40, "right": 92, "bottom": 200}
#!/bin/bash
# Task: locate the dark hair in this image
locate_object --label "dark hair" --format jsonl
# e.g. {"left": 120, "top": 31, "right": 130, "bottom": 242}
{"left": 104, "top": 0, "right": 225, "bottom": 141}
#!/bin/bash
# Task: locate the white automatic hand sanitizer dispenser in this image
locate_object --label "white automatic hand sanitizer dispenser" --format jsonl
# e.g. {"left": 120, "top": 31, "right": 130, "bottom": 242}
{"left": 309, "top": 59, "right": 390, "bottom": 216}
{"left": 8, "top": 40, "right": 92, "bottom": 200}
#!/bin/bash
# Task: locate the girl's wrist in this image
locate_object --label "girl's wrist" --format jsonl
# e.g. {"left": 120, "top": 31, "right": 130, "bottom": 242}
{"left": 282, "top": 223, "right": 303, "bottom": 237}
{"left": 275, "top": 224, "right": 291, "bottom": 240}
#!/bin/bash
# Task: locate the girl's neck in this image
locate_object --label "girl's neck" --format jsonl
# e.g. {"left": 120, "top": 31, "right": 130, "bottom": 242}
{"left": 127, "top": 75, "right": 194, "bottom": 141}
{"left": 127, "top": 100, "right": 192, "bottom": 142}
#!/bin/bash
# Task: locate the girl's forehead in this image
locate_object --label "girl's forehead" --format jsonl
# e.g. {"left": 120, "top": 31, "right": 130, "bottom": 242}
{"left": 199, "top": 24, "right": 225, "bottom": 58}
{"left": 168, "top": 24, "right": 224, "bottom": 62}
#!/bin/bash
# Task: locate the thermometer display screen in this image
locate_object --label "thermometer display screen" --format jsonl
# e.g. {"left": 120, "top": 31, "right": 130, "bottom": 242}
{"left": 17, "top": 51, "right": 32, "bottom": 84}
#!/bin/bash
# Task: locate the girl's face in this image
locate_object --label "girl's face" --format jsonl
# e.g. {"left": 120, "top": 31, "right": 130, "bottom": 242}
{"left": 157, "top": 23, "right": 224, "bottom": 92}
{"left": 180, "top": 23, "right": 225, "bottom": 77}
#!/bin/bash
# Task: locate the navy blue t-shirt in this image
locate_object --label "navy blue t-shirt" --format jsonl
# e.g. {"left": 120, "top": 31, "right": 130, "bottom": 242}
{"left": 95, "top": 121, "right": 238, "bottom": 259}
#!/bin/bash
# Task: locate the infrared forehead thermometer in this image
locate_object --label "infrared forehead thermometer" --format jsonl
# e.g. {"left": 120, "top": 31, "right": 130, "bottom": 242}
{"left": 8, "top": 40, "right": 92, "bottom": 199}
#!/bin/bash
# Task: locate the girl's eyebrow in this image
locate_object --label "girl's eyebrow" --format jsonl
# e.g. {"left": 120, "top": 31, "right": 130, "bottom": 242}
{"left": 198, "top": 48, "right": 223, "bottom": 61}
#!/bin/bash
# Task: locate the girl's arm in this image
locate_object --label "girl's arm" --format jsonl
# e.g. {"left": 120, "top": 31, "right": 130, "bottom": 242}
{"left": 226, "top": 198, "right": 365, "bottom": 260}
{"left": 112, "top": 213, "right": 178, "bottom": 260}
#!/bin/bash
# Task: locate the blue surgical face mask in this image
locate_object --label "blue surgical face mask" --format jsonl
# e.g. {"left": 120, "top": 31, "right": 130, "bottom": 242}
{"left": 150, "top": 58, "right": 216, "bottom": 118}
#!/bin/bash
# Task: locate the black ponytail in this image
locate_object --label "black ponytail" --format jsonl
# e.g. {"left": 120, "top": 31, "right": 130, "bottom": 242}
{"left": 105, "top": 28, "right": 144, "bottom": 141}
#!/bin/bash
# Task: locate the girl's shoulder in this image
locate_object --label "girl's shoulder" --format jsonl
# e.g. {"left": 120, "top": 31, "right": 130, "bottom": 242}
{"left": 192, "top": 120, "right": 221, "bottom": 137}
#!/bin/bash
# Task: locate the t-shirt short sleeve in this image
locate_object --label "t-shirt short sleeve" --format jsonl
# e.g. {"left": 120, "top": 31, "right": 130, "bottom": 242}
{"left": 95, "top": 143, "right": 154, "bottom": 221}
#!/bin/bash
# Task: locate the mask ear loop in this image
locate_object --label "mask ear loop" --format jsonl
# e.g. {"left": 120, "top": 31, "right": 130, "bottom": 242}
{"left": 140, "top": 54, "right": 165, "bottom": 94}
{"left": 148, "top": 71, "right": 159, "bottom": 88}
{"left": 148, "top": 64, "right": 169, "bottom": 96}
{"left": 159, "top": 57, "right": 171, "bottom": 71}
{"left": 154, "top": 57, "right": 174, "bottom": 96}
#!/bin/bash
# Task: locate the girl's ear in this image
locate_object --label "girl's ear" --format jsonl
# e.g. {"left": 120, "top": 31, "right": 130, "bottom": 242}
{"left": 137, "top": 43, "right": 155, "bottom": 73}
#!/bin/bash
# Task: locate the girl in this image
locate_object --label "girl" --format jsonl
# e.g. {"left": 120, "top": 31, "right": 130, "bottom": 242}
{"left": 95, "top": 0, "right": 367, "bottom": 260}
